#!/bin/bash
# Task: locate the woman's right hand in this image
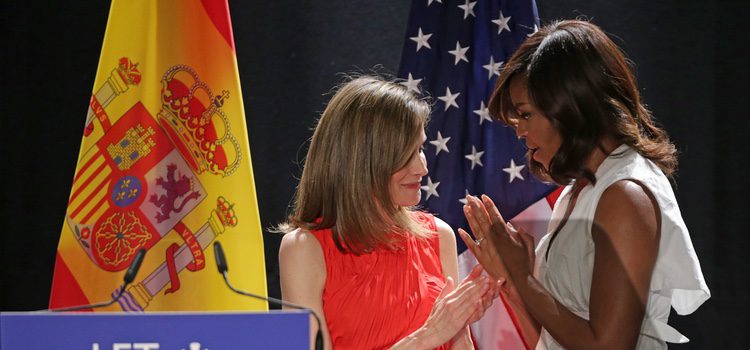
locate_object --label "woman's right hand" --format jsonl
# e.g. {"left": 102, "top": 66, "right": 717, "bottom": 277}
{"left": 457, "top": 196, "right": 510, "bottom": 281}
{"left": 458, "top": 195, "right": 535, "bottom": 283}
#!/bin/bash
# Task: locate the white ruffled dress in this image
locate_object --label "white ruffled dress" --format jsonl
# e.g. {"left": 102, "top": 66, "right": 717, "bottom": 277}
{"left": 535, "top": 145, "right": 710, "bottom": 349}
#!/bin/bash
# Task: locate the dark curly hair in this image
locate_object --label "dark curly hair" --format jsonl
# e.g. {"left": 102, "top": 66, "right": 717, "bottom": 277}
{"left": 489, "top": 20, "right": 677, "bottom": 185}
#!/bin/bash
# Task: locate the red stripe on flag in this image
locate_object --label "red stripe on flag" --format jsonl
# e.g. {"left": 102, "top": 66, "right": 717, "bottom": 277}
{"left": 70, "top": 177, "right": 110, "bottom": 219}
{"left": 73, "top": 150, "right": 101, "bottom": 183}
{"left": 546, "top": 186, "right": 564, "bottom": 208}
{"left": 48, "top": 253, "right": 91, "bottom": 310}
{"left": 498, "top": 293, "right": 532, "bottom": 350}
{"left": 80, "top": 196, "right": 108, "bottom": 225}
{"left": 200, "top": 0, "right": 235, "bottom": 51}
{"left": 69, "top": 158, "right": 107, "bottom": 206}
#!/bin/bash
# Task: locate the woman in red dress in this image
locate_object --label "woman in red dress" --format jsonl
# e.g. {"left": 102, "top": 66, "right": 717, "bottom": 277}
{"left": 279, "top": 76, "right": 501, "bottom": 350}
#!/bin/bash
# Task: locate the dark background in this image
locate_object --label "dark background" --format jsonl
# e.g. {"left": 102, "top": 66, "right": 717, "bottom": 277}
{"left": 2, "top": 0, "right": 748, "bottom": 348}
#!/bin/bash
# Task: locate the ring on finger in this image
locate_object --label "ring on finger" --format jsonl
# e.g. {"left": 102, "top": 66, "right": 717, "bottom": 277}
{"left": 475, "top": 237, "right": 485, "bottom": 247}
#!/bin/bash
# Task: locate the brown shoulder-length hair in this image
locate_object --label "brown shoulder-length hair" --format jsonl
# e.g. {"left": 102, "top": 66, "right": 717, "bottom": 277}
{"left": 489, "top": 20, "right": 677, "bottom": 185}
{"left": 283, "top": 75, "right": 432, "bottom": 254}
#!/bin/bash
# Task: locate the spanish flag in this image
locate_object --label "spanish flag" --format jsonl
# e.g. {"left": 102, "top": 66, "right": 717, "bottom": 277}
{"left": 49, "top": 0, "right": 267, "bottom": 311}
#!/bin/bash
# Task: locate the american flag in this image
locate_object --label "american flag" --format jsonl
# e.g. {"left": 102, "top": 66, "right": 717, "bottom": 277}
{"left": 398, "top": 0, "right": 558, "bottom": 348}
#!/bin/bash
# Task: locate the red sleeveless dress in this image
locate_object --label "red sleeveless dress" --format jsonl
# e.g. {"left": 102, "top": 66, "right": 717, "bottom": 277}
{"left": 310, "top": 212, "right": 450, "bottom": 350}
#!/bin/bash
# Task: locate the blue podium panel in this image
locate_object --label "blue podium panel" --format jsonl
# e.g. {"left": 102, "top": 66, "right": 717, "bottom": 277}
{"left": 0, "top": 311, "right": 309, "bottom": 350}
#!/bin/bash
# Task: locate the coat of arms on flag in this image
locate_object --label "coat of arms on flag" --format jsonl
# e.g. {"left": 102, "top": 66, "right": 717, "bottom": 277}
{"left": 50, "top": 0, "right": 266, "bottom": 312}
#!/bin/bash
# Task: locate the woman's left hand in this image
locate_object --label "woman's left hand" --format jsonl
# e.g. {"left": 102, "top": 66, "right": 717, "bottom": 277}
{"left": 447, "top": 264, "right": 504, "bottom": 350}
{"left": 461, "top": 195, "right": 535, "bottom": 283}
{"left": 465, "top": 264, "right": 504, "bottom": 324}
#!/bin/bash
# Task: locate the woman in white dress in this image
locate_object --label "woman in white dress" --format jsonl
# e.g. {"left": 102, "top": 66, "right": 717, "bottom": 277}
{"left": 458, "top": 20, "right": 710, "bottom": 349}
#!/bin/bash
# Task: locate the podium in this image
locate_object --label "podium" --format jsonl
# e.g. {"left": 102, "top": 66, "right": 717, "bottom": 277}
{"left": 0, "top": 311, "right": 310, "bottom": 350}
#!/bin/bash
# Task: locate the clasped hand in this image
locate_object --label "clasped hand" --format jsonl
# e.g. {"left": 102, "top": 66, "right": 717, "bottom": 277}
{"left": 418, "top": 264, "right": 501, "bottom": 349}
{"left": 458, "top": 195, "right": 535, "bottom": 284}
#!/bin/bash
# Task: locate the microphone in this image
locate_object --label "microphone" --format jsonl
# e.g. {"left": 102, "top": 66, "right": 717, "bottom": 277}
{"left": 48, "top": 248, "right": 147, "bottom": 312}
{"left": 213, "top": 242, "right": 324, "bottom": 350}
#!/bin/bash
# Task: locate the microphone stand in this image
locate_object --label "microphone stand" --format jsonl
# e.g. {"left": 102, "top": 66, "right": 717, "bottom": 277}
{"left": 213, "top": 242, "right": 324, "bottom": 350}
{"left": 45, "top": 248, "right": 147, "bottom": 313}
{"left": 48, "top": 284, "right": 128, "bottom": 312}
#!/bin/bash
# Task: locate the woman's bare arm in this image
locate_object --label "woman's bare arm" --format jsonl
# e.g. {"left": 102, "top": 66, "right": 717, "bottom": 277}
{"left": 464, "top": 180, "right": 660, "bottom": 349}
{"left": 279, "top": 229, "right": 331, "bottom": 350}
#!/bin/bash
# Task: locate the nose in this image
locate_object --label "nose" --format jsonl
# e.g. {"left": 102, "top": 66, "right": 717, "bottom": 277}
{"left": 516, "top": 119, "right": 528, "bottom": 139}
{"left": 413, "top": 151, "right": 428, "bottom": 176}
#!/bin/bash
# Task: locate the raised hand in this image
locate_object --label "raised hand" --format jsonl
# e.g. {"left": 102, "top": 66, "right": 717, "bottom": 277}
{"left": 502, "top": 219, "right": 536, "bottom": 279}
{"left": 458, "top": 194, "right": 510, "bottom": 281}
{"left": 460, "top": 195, "right": 534, "bottom": 284}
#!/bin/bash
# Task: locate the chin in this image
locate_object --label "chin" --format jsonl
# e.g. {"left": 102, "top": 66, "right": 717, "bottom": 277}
{"left": 533, "top": 155, "right": 550, "bottom": 170}
{"left": 411, "top": 194, "right": 423, "bottom": 206}
{"left": 401, "top": 201, "right": 420, "bottom": 207}
{"left": 397, "top": 196, "right": 421, "bottom": 207}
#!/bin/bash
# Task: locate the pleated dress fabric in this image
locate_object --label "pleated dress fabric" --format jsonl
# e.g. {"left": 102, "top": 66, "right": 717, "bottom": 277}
{"left": 310, "top": 212, "right": 450, "bottom": 350}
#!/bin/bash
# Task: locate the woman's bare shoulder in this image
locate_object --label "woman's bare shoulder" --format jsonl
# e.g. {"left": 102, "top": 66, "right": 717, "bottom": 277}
{"left": 280, "top": 227, "right": 324, "bottom": 261}
{"left": 595, "top": 179, "right": 659, "bottom": 241}
{"left": 433, "top": 216, "right": 456, "bottom": 243}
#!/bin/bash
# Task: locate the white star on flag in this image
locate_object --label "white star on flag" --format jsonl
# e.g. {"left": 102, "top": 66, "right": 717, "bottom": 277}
{"left": 438, "top": 87, "right": 460, "bottom": 111}
{"left": 482, "top": 56, "right": 503, "bottom": 79}
{"left": 429, "top": 131, "right": 451, "bottom": 155}
{"left": 464, "top": 146, "right": 484, "bottom": 169}
{"left": 458, "top": 0, "right": 477, "bottom": 19}
{"left": 401, "top": 73, "right": 422, "bottom": 94}
{"left": 427, "top": 0, "right": 442, "bottom": 5}
{"left": 421, "top": 176, "right": 441, "bottom": 200}
{"left": 527, "top": 24, "right": 539, "bottom": 37}
{"left": 473, "top": 101, "right": 492, "bottom": 125}
{"left": 448, "top": 42, "right": 470, "bottom": 65}
{"left": 492, "top": 11, "right": 512, "bottom": 34}
{"left": 503, "top": 158, "right": 526, "bottom": 183}
{"left": 458, "top": 189, "right": 471, "bottom": 205}
{"left": 410, "top": 28, "right": 432, "bottom": 52}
